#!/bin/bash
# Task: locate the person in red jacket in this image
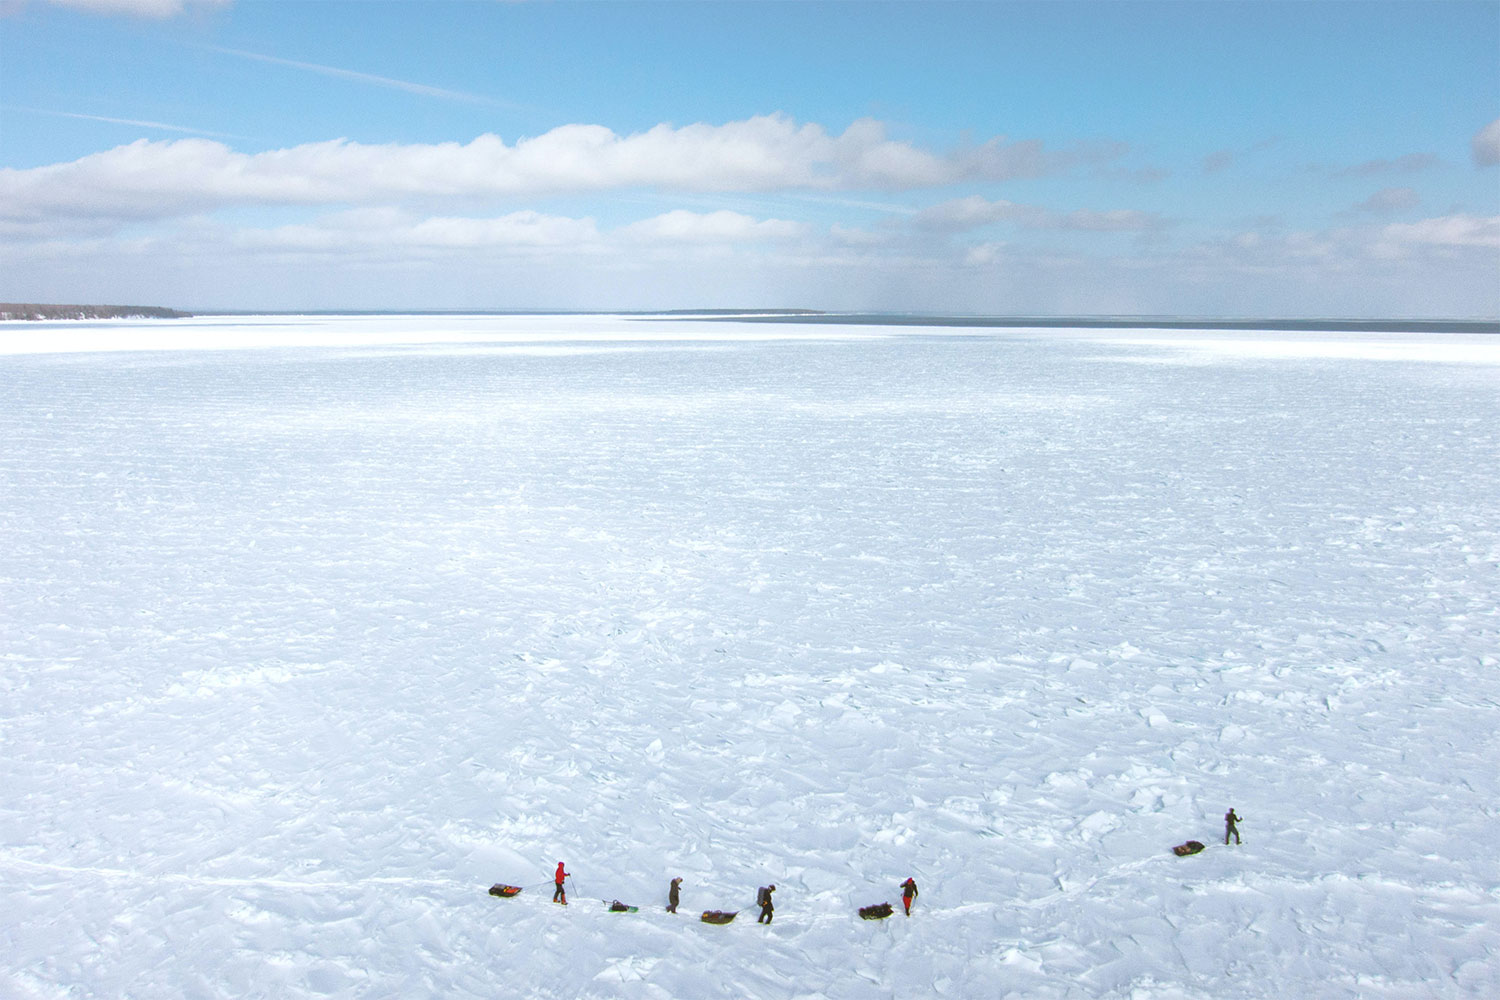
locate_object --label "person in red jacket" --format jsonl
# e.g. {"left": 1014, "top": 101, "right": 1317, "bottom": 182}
{"left": 553, "top": 862, "right": 569, "bottom": 905}
{"left": 900, "top": 877, "right": 918, "bottom": 915}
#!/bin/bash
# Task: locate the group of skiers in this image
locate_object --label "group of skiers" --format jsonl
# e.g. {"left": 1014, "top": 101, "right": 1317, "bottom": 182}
{"left": 551, "top": 864, "right": 919, "bottom": 921}
{"left": 541, "top": 810, "right": 1240, "bottom": 919}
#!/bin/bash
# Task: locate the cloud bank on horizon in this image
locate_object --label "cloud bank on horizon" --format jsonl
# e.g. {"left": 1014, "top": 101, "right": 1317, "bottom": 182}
{"left": 2, "top": 0, "right": 1497, "bottom": 316}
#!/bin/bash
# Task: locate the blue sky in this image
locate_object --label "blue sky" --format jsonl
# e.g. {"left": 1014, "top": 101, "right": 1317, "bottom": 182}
{"left": 2, "top": 0, "right": 1497, "bottom": 315}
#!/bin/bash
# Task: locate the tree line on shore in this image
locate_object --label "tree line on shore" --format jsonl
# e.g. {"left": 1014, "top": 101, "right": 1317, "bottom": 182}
{"left": 0, "top": 303, "right": 190, "bottom": 321}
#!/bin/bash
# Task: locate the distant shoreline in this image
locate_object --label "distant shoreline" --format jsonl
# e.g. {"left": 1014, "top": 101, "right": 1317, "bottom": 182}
{"left": 179, "top": 309, "right": 1500, "bottom": 333}
{"left": 710, "top": 313, "right": 1500, "bottom": 335}
{"left": 3, "top": 304, "right": 1494, "bottom": 334}
{"left": 1, "top": 303, "right": 192, "bottom": 321}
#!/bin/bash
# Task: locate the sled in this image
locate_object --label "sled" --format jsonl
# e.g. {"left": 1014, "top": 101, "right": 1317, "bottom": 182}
{"left": 859, "top": 902, "right": 894, "bottom": 920}
{"left": 608, "top": 900, "right": 638, "bottom": 913}
{"left": 700, "top": 910, "right": 737, "bottom": 924}
{"left": 488, "top": 884, "right": 523, "bottom": 897}
{"left": 1172, "top": 841, "right": 1206, "bottom": 857}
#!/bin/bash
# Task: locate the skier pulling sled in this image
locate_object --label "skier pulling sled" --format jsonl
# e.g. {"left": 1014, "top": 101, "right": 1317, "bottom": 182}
{"left": 756, "top": 884, "right": 775, "bottom": 924}
{"left": 900, "top": 877, "right": 918, "bottom": 915}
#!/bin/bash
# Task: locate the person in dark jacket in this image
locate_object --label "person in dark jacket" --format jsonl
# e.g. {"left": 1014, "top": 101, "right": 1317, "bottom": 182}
{"left": 554, "top": 862, "right": 570, "bottom": 904}
{"left": 1224, "top": 808, "right": 1242, "bottom": 845}
{"left": 756, "top": 884, "right": 776, "bottom": 924}
{"left": 667, "top": 877, "right": 682, "bottom": 913}
{"left": 900, "top": 877, "right": 918, "bottom": 915}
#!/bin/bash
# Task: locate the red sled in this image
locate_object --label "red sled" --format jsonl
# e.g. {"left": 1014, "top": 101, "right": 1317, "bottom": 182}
{"left": 488, "top": 884, "right": 523, "bottom": 897}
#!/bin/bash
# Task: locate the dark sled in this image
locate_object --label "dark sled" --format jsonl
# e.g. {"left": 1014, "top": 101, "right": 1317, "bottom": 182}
{"left": 859, "top": 902, "right": 894, "bottom": 920}
{"left": 1172, "top": 841, "right": 1206, "bottom": 857}
{"left": 608, "top": 900, "right": 638, "bottom": 913}
{"left": 700, "top": 910, "right": 737, "bottom": 924}
{"left": 488, "top": 884, "right": 523, "bottom": 897}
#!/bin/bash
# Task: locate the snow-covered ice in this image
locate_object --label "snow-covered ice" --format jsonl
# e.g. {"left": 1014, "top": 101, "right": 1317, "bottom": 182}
{"left": 1, "top": 314, "right": 1497, "bottom": 998}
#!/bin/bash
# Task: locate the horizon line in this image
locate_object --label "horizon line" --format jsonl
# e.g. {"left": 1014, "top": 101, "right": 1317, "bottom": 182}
{"left": 5, "top": 303, "right": 1496, "bottom": 333}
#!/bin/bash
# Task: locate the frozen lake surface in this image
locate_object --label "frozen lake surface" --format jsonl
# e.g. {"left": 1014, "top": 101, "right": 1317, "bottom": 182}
{"left": 2, "top": 314, "right": 1498, "bottom": 998}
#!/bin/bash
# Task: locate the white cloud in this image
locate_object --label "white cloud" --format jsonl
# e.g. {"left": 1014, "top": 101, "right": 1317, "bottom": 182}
{"left": 8, "top": 208, "right": 1496, "bottom": 317}
{"left": 43, "top": 0, "right": 227, "bottom": 16}
{"left": 913, "top": 195, "right": 1029, "bottom": 231}
{"left": 620, "top": 210, "right": 804, "bottom": 243}
{"left": 1201, "top": 138, "right": 1281, "bottom": 177}
{"left": 913, "top": 196, "right": 1162, "bottom": 233}
{"left": 1350, "top": 187, "right": 1420, "bottom": 215}
{"left": 1056, "top": 209, "right": 1163, "bottom": 232}
{"left": 1186, "top": 215, "right": 1500, "bottom": 280}
{"left": 1336, "top": 153, "right": 1440, "bottom": 177}
{"left": 0, "top": 116, "right": 1119, "bottom": 227}
{"left": 963, "top": 242, "right": 1007, "bottom": 266}
{"left": 828, "top": 223, "right": 893, "bottom": 248}
{"left": 1202, "top": 150, "right": 1234, "bottom": 174}
{"left": 405, "top": 212, "right": 601, "bottom": 249}
{"left": 1377, "top": 214, "right": 1500, "bottom": 250}
{"left": 232, "top": 209, "right": 603, "bottom": 255}
{"left": 217, "top": 207, "right": 808, "bottom": 261}
{"left": 1474, "top": 118, "right": 1500, "bottom": 168}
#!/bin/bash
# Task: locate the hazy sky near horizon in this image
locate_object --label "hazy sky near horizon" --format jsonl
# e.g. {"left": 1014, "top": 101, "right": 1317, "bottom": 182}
{"left": 2, "top": 0, "right": 1497, "bottom": 316}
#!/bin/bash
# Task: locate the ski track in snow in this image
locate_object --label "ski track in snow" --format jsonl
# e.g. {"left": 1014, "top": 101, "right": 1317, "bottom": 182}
{"left": 1, "top": 315, "right": 1498, "bottom": 998}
